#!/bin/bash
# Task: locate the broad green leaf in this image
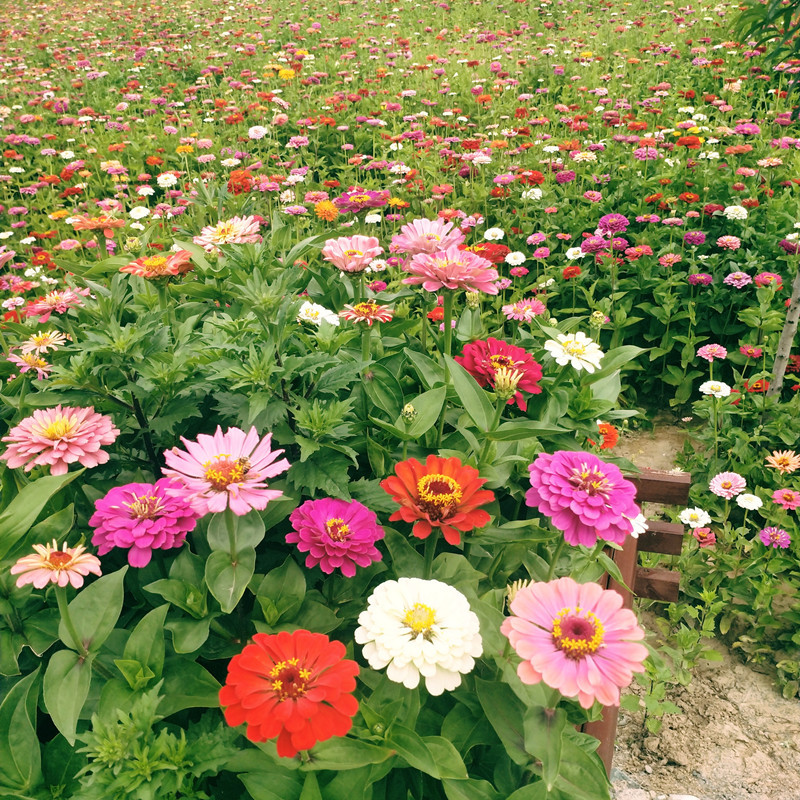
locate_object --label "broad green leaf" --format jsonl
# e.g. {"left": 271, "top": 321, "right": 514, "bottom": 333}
{"left": 0, "top": 669, "right": 41, "bottom": 792}
{"left": 299, "top": 738, "right": 395, "bottom": 771}
{"left": 523, "top": 707, "right": 566, "bottom": 790}
{"left": 239, "top": 771, "right": 303, "bottom": 800}
{"left": 553, "top": 736, "right": 611, "bottom": 800}
{"left": 256, "top": 556, "right": 306, "bottom": 624}
{"left": 207, "top": 509, "right": 266, "bottom": 551}
{"left": 362, "top": 364, "right": 404, "bottom": 420}
{"left": 487, "top": 420, "right": 568, "bottom": 441}
{"left": 166, "top": 616, "right": 212, "bottom": 654}
{"left": 421, "top": 736, "right": 468, "bottom": 779}
{"left": 404, "top": 385, "right": 447, "bottom": 438}
{"left": 475, "top": 678, "right": 529, "bottom": 766}
{"left": 299, "top": 773, "right": 324, "bottom": 800}
{"left": 144, "top": 577, "right": 207, "bottom": 619}
{"left": 205, "top": 547, "right": 256, "bottom": 614}
{"left": 440, "top": 703, "right": 497, "bottom": 755}
{"left": 505, "top": 784, "right": 549, "bottom": 800}
{"left": 9, "top": 505, "right": 75, "bottom": 562}
{"left": 383, "top": 528, "right": 424, "bottom": 579}
{"left": 122, "top": 604, "right": 168, "bottom": 679}
{"left": 443, "top": 778, "right": 502, "bottom": 800}
{"left": 386, "top": 725, "right": 440, "bottom": 777}
{"left": 404, "top": 347, "right": 445, "bottom": 389}
{"left": 445, "top": 355, "right": 495, "bottom": 430}
{"left": 43, "top": 650, "right": 92, "bottom": 745}
{"left": 159, "top": 657, "right": 220, "bottom": 717}
{"left": 60, "top": 567, "right": 127, "bottom": 653}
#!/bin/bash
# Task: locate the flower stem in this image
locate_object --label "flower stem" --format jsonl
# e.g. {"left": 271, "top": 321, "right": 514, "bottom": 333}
{"left": 225, "top": 507, "right": 238, "bottom": 560}
{"left": 478, "top": 398, "right": 505, "bottom": 464}
{"left": 361, "top": 325, "right": 371, "bottom": 369}
{"left": 435, "top": 292, "right": 456, "bottom": 449}
{"left": 546, "top": 538, "right": 566, "bottom": 581}
{"left": 423, "top": 534, "right": 437, "bottom": 579}
{"left": 55, "top": 585, "right": 88, "bottom": 658}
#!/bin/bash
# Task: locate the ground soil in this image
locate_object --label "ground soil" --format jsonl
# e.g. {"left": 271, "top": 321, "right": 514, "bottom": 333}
{"left": 608, "top": 420, "right": 800, "bottom": 800}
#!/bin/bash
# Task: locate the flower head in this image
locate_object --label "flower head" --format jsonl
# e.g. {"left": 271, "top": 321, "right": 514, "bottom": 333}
{"left": 11, "top": 540, "right": 102, "bottom": 589}
{"left": 736, "top": 493, "right": 763, "bottom": 511}
{"left": 708, "top": 471, "right": 746, "bottom": 499}
{"left": 758, "top": 527, "right": 791, "bottom": 549}
{"left": 501, "top": 577, "right": 647, "bottom": 708}
{"left": 679, "top": 507, "right": 712, "bottom": 528}
{"left": 7, "top": 351, "right": 51, "bottom": 380}
{"left": 699, "top": 380, "right": 731, "bottom": 398}
{"left": 502, "top": 297, "right": 546, "bottom": 322}
{"left": 219, "top": 630, "right": 359, "bottom": 757}
{"left": 693, "top": 527, "right": 716, "bottom": 547}
{"left": 697, "top": 344, "right": 727, "bottom": 362}
{"left": 163, "top": 426, "right": 290, "bottom": 517}
{"left": 771, "top": 488, "right": 800, "bottom": 511}
{"left": 25, "top": 288, "right": 90, "bottom": 324}
{"left": 287, "top": 498, "right": 384, "bottom": 577}
{"left": 544, "top": 332, "right": 604, "bottom": 373}
{"left": 89, "top": 479, "right": 199, "bottom": 567}
{"left": 390, "top": 217, "right": 465, "bottom": 256}
{"left": 1, "top": 405, "right": 119, "bottom": 475}
{"left": 120, "top": 250, "right": 193, "bottom": 278}
{"left": 321, "top": 235, "right": 383, "bottom": 273}
{"left": 526, "top": 451, "right": 641, "bottom": 546}
{"left": 765, "top": 450, "right": 800, "bottom": 475}
{"left": 403, "top": 246, "right": 499, "bottom": 294}
{"left": 297, "top": 301, "right": 340, "bottom": 327}
{"left": 20, "top": 330, "right": 67, "bottom": 355}
{"left": 355, "top": 578, "right": 482, "bottom": 695}
{"left": 339, "top": 301, "right": 393, "bottom": 326}
{"left": 193, "top": 216, "right": 261, "bottom": 252}
{"left": 380, "top": 455, "right": 495, "bottom": 545}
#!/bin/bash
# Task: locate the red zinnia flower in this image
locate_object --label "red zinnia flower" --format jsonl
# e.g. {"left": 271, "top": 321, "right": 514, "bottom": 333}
{"left": 459, "top": 242, "right": 510, "bottom": 264}
{"left": 381, "top": 455, "right": 495, "bottom": 545}
{"left": 562, "top": 265, "right": 582, "bottom": 279}
{"left": 219, "top": 630, "right": 359, "bottom": 757}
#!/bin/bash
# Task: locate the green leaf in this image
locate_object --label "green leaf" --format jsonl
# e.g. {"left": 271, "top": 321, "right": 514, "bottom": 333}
{"left": 205, "top": 547, "right": 256, "bottom": 614}
{"left": 239, "top": 771, "right": 303, "bottom": 800}
{"left": 386, "top": 725, "right": 440, "bottom": 777}
{"left": 475, "top": 678, "right": 529, "bottom": 766}
{"left": 0, "top": 670, "right": 41, "bottom": 793}
{"left": 404, "top": 386, "right": 447, "bottom": 438}
{"left": 159, "top": 657, "right": 221, "bottom": 717}
{"left": 552, "top": 735, "right": 611, "bottom": 800}
{"left": 299, "top": 773, "right": 324, "bottom": 800}
{"left": 584, "top": 345, "right": 646, "bottom": 385}
{"left": 445, "top": 355, "right": 495, "bottom": 430}
{"left": 144, "top": 577, "right": 207, "bottom": 618}
{"left": 404, "top": 347, "right": 445, "bottom": 389}
{"left": 300, "top": 738, "right": 394, "bottom": 771}
{"left": 256, "top": 556, "right": 306, "bottom": 624}
{"left": 0, "top": 471, "right": 84, "bottom": 561}
{"left": 505, "top": 784, "right": 549, "bottom": 800}
{"left": 289, "top": 452, "right": 352, "bottom": 498}
{"left": 13, "top": 506, "right": 74, "bottom": 562}
{"left": 43, "top": 650, "right": 92, "bottom": 745}
{"left": 41, "top": 734, "right": 85, "bottom": 798}
{"left": 383, "top": 527, "right": 424, "bottom": 579}
{"left": 207, "top": 510, "right": 266, "bottom": 551}
{"left": 363, "top": 363, "right": 404, "bottom": 420}
{"left": 0, "top": 630, "right": 22, "bottom": 676}
{"left": 20, "top": 608, "right": 60, "bottom": 658}
{"left": 487, "top": 420, "right": 568, "bottom": 441}
{"left": 524, "top": 707, "right": 566, "bottom": 790}
{"left": 60, "top": 567, "right": 127, "bottom": 653}
{"left": 122, "top": 604, "right": 168, "bottom": 680}
{"left": 113, "top": 659, "right": 156, "bottom": 692}
{"left": 443, "top": 778, "right": 502, "bottom": 800}
{"left": 421, "top": 736, "right": 468, "bottom": 779}
{"left": 165, "top": 616, "right": 212, "bottom": 654}
{"left": 440, "top": 703, "right": 497, "bottom": 755}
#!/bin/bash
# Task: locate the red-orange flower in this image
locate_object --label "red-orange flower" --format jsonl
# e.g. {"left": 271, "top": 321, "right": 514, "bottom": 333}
{"left": 380, "top": 455, "right": 495, "bottom": 545}
{"left": 120, "top": 250, "right": 194, "bottom": 278}
{"left": 219, "top": 630, "right": 359, "bottom": 758}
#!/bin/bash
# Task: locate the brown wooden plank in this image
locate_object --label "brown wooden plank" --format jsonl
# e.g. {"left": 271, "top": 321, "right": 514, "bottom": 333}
{"left": 582, "top": 709, "right": 618, "bottom": 775}
{"left": 625, "top": 471, "right": 691, "bottom": 505}
{"left": 606, "top": 539, "right": 638, "bottom": 610}
{"left": 634, "top": 567, "right": 680, "bottom": 602}
{"left": 636, "top": 521, "right": 684, "bottom": 555}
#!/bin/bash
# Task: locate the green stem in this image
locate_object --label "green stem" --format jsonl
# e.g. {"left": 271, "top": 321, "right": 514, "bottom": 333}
{"left": 225, "top": 507, "right": 237, "bottom": 560}
{"left": 546, "top": 538, "right": 567, "bottom": 581}
{"left": 156, "top": 281, "right": 172, "bottom": 330}
{"left": 435, "top": 292, "right": 456, "bottom": 449}
{"left": 361, "top": 325, "right": 371, "bottom": 370}
{"left": 478, "top": 399, "right": 505, "bottom": 463}
{"left": 423, "top": 534, "right": 437, "bottom": 579}
{"left": 55, "top": 585, "right": 88, "bottom": 659}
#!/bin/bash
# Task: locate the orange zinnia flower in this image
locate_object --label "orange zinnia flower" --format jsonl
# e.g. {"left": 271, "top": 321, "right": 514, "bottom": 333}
{"left": 765, "top": 450, "right": 800, "bottom": 475}
{"left": 314, "top": 200, "right": 339, "bottom": 221}
{"left": 380, "top": 455, "right": 495, "bottom": 545}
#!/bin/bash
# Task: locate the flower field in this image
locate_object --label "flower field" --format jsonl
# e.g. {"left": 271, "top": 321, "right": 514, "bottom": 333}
{"left": 0, "top": 0, "right": 799, "bottom": 797}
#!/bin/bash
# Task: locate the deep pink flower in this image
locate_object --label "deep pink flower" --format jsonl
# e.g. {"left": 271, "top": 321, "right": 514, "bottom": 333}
{"left": 526, "top": 451, "right": 641, "bottom": 546}
{"left": 321, "top": 235, "right": 383, "bottom": 273}
{"left": 286, "top": 498, "right": 384, "bottom": 577}
{"left": 89, "top": 479, "right": 199, "bottom": 567}
{"left": 708, "top": 471, "right": 746, "bottom": 499}
{"left": 771, "top": 488, "right": 800, "bottom": 511}
{"left": 758, "top": 527, "right": 791, "bottom": 548}
{"left": 501, "top": 577, "right": 647, "bottom": 708}
{"left": 1, "top": 405, "right": 119, "bottom": 475}
{"left": 403, "top": 246, "right": 499, "bottom": 294}
{"left": 502, "top": 298, "right": 546, "bottom": 322}
{"left": 163, "top": 426, "right": 290, "bottom": 516}
{"left": 693, "top": 527, "right": 716, "bottom": 547}
{"left": 390, "top": 217, "right": 465, "bottom": 256}
{"left": 697, "top": 344, "right": 727, "bottom": 362}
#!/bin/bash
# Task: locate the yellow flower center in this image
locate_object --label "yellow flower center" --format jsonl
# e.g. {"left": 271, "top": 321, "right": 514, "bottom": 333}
{"left": 423, "top": 233, "right": 441, "bottom": 240}
{"left": 126, "top": 494, "right": 165, "bottom": 520}
{"left": 269, "top": 658, "right": 312, "bottom": 700}
{"left": 563, "top": 341, "right": 587, "bottom": 357}
{"left": 326, "top": 517, "right": 350, "bottom": 542}
{"left": 202, "top": 455, "right": 250, "bottom": 491}
{"left": 142, "top": 256, "right": 168, "bottom": 272}
{"left": 350, "top": 194, "right": 371, "bottom": 204}
{"left": 552, "top": 607, "right": 605, "bottom": 660}
{"left": 403, "top": 602, "right": 436, "bottom": 637}
{"left": 213, "top": 222, "right": 236, "bottom": 242}
{"left": 21, "top": 353, "right": 48, "bottom": 369}
{"left": 569, "top": 464, "right": 611, "bottom": 498}
{"left": 343, "top": 249, "right": 364, "bottom": 257}
{"left": 489, "top": 354, "right": 517, "bottom": 370}
{"left": 40, "top": 416, "right": 77, "bottom": 440}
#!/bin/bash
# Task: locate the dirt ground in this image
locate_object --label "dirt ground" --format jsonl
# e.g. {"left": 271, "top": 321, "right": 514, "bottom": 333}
{"left": 608, "top": 422, "right": 800, "bottom": 800}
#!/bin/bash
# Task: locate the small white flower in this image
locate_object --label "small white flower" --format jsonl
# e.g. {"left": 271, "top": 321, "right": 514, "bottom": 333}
{"left": 137, "top": 186, "right": 155, "bottom": 196}
{"left": 698, "top": 380, "right": 731, "bottom": 398}
{"left": 544, "top": 331, "right": 604, "bottom": 373}
{"left": 129, "top": 222, "right": 145, "bottom": 231}
{"left": 355, "top": 578, "right": 483, "bottom": 696}
{"left": 364, "top": 213, "right": 382, "bottom": 224}
{"left": 156, "top": 172, "right": 178, "bottom": 188}
{"left": 248, "top": 125, "right": 268, "bottom": 140}
{"left": 505, "top": 251, "right": 526, "bottom": 266}
{"left": 521, "top": 188, "right": 543, "bottom": 201}
{"left": 483, "top": 227, "right": 505, "bottom": 241}
{"left": 722, "top": 205, "right": 748, "bottom": 221}
{"left": 59, "top": 151, "right": 75, "bottom": 159}
{"left": 220, "top": 157, "right": 242, "bottom": 168}
{"left": 627, "top": 513, "right": 649, "bottom": 539}
{"left": 297, "top": 300, "right": 340, "bottom": 327}
{"left": 736, "top": 493, "right": 763, "bottom": 511}
{"left": 679, "top": 507, "right": 712, "bottom": 529}
{"left": 129, "top": 206, "right": 150, "bottom": 220}
{"left": 2, "top": 297, "right": 24, "bottom": 310}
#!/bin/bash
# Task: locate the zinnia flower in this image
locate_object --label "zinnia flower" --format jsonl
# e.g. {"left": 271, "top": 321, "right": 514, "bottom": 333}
{"left": 526, "top": 451, "right": 641, "bottom": 546}
{"left": 89, "top": 479, "right": 199, "bottom": 567}
{"left": 771, "top": 488, "right": 800, "bottom": 510}
{"left": 219, "top": 630, "right": 359, "bottom": 757}
{"left": 765, "top": 450, "right": 800, "bottom": 475}
{"left": 20, "top": 330, "right": 68, "bottom": 355}
{"left": 693, "top": 527, "right": 716, "bottom": 547}
{"left": 163, "top": 426, "right": 290, "bottom": 516}
{"left": 1, "top": 405, "right": 119, "bottom": 475}
{"left": 679, "top": 507, "right": 712, "bottom": 528}
{"left": 380, "top": 455, "right": 495, "bottom": 545}
{"left": 193, "top": 215, "right": 261, "bottom": 252}
{"left": 455, "top": 337, "right": 543, "bottom": 411}
{"left": 297, "top": 300, "right": 340, "bottom": 327}
{"left": 25, "top": 288, "right": 90, "bottom": 323}
{"left": 544, "top": 332, "right": 604, "bottom": 373}
{"left": 390, "top": 217, "right": 465, "bottom": 256}
{"left": 501, "top": 576, "right": 647, "bottom": 708}
{"left": 286, "top": 498, "right": 384, "bottom": 577}
{"left": 339, "top": 301, "right": 393, "bottom": 325}
{"left": 402, "top": 246, "right": 499, "bottom": 294}
{"left": 120, "top": 250, "right": 193, "bottom": 278}
{"left": 699, "top": 380, "right": 731, "bottom": 398}
{"left": 736, "top": 493, "right": 762, "bottom": 510}
{"left": 758, "top": 527, "right": 791, "bottom": 549}
{"left": 354, "top": 578, "right": 482, "bottom": 695}
{"left": 502, "top": 298, "right": 546, "bottom": 322}
{"left": 11, "top": 540, "right": 102, "bottom": 589}
{"left": 697, "top": 344, "right": 727, "bottom": 362}
{"left": 321, "top": 235, "right": 383, "bottom": 273}
{"left": 708, "top": 471, "right": 746, "bottom": 499}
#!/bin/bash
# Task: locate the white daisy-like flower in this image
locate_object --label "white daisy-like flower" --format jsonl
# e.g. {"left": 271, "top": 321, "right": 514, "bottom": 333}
{"left": 722, "top": 205, "right": 748, "bottom": 221}
{"left": 698, "top": 380, "right": 731, "bottom": 398}
{"left": 297, "top": 300, "right": 340, "bottom": 327}
{"left": 521, "top": 188, "right": 543, "bottom": 201}
{"left": 626, "top": 513, "right": 649, "bottom": 539}
{"left": 354, "top": 578, "right": 483, "bottom": 696}
{"left": 544, "top": 331, "right": 604, "bottom": 373}
{"left": 565, "top": 246, "right": 586, "bottom": 260}
{"left": 679, "top": 507, "right": 712, "bottom": 529}
{"left": 505, "top": 251, "right": 526, "bottom": 266}
{"left": 156, "top": 172, "right": 178, "bottom": 188}
{"left": 483, "top": 227, "right": 505, "bottom": 241}
{"left": 736, "top": 493, "right": 763, "bottom": 511}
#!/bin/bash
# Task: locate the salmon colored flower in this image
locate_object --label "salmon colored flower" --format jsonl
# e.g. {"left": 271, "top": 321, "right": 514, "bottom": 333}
{"left": 403, "top": 246, "right": 499, "bottom": 294}
{"left": 120, "top": 250, "right": 194, "bottom": 278}
{"left": 380, "top": 455, "right": 495, "bottom": 545}
{"left": 193, "top": 215, "right": 261, "bottom": 252}
{"left": 339, "top": 301, "right": 393, "bottom": 325}
{"left": 765, "top": 450, "right": 800, "bottom": 475}
{"left": 11, "top": 540, "right": 102, "bottom": 589}
{"left": 219, "top": 630, "right": 359, "bottom": 757}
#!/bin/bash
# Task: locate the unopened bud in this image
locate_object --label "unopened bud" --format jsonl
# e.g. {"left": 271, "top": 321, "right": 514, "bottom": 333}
{"left": 465, "top": 290, "right": 480, "bottom": 309}
{"left": 589, "top": 310, "right": 608, "bottom": 328}
{"left": 401, "top": 403, "right": 417, "bottom": 422}
{"left": 506, "top": 578, "right": 532, "bottom": 609}
{"left": 493, "top": 366, "right": 524, "bottom": 401}
{"left": 123, "top": 236, "right": 141, "bottom": 252}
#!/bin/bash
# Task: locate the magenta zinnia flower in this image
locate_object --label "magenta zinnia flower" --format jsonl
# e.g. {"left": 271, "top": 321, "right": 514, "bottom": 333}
{"left": 1, "top": 405, "right": 119, "bottom": 475}
{"left": 286, "top": 498, "right": 384, "bottom": 577}
{"left": 501, "top": 576, "right": 647, "bottom": 708}
{"left": 321, "top": 235, "right": 383, "bottom": 273}
{"left": 89, "top": 479, "right": 199, "bottom": 567}
{"left": 163, "top": 426, "right": 290, "bottom": 516}
{"left": 771, "top": 488, "right": 800, "bottom": 510}
{"left": 708, "top": 471, "right": 746, "bottom": 499}
{"left": 390, "top": 217, "right": 465, "bottom": 256}
{"left": 526, "top": 451, "right": 641, "bottom": 546}
{"left": 403, "top": 246, "right": 499, "bottom": 294}
{"left": 758, "top": 527, "right": 791, "bottom": 549}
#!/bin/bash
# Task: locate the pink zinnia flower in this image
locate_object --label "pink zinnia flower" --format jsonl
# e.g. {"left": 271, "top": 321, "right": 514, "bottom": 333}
{"left": 697, "top": 343, "right": 727, "bottom": 362}
{"left": 502, "top": 298, "right": 546, "bottom": 322}
{"left": 25, "top": 288, "right": 90, "bottom": 323}
{"left": 321, "top": 235, "right": 383, "bottom": 273}
{"left": 163, "top": 426, "right": 290, "bottom": 516}
{"left": 739, "top": 344, "right": 762, "bottom": 359}
{"left": 193, "top": 216, "right": 262, "bottom": 252}
{"left": 89, "top": 479, "right": 199, "bottom": 567}
{"left": 7, "top": 351, "right": 51, "bottom": 379}
{"left": 501, "top": 576, "right": 647, "bottom": 708}
{"left": 771, "top": 488, "right": 800, "bottom": 511}
{"left": 717, "top": 235, "right": 741, "bottom": 251}
{"left": 403, "top": 246, "right": 499, "bottom": 294}
{"left": 758, "top": 527, "right": 791, "bottom": 549}
{"left": 286, "top": 498, "right": 384, "bottom": 577}
{"left": 754, "top": 272, "right": 782, "bottom": 288}
{"left": 708, "top": 471, "right": 746, "bottom": 499}
{"left": 693, "top": 527, "right": 716, "bottom": 547}
{"left": 526, "top": 451, "right": 641, "bottom": 546}
{"left": 11, "top": 540, "right": 102, "bottom": 589}
{"left": 390, "top": 217, "right": 465, "bottom": 256}
{"left": 1, "top": 405, "right": 119, "bottom": 475}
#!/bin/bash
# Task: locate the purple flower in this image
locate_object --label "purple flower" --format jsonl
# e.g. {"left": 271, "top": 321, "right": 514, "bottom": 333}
{"left": 688, "top": 272, "right": 713, "bottom": 286}
{"left": 683, "top": 231, "right": 706, "bottom": 246}
{"left": 724, "top": 271, "right": 752, "bottom": 289}
{"left": 526, "top": 451, "right": 641, "bottom": 547}
{"left": 89, "top": 479, "right": 199, "bottom": 567}
{"left": 287, "top": 498, "right": 384, "bottom": 577}
{"left": 555, "top": 170, "right": 576, "bottom": 184}
{"left": 597, "top": 213, "right": 629, "bottom": 234}
{"left": 758, "top": 527, "right": 791, "bottom": 549}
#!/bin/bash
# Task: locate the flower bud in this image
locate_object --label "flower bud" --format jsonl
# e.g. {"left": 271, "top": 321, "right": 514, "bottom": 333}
{"left": 401, "top": 403, "right": 417, "bottom": 423}
{"left": 493, "top": 367, "right": 524, "bottom": 401}
{"left": 465, "top": 290, "right": 481, "bottom": 309}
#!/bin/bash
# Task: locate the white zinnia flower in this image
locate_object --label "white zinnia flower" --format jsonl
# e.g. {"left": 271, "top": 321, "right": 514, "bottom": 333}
{"left": 679, "top": 507, "right": 712, "bottom": 529}
{"left": 698, "top": 380, "right": 731, "bottom": 398}
{"left": 627, "top": 513, "right": 649, "bottom": 539}
{"left": 483, "top": 227, "right": 505, "bottom": 241}
{"left": 248, "top": 125, "right": 268, "bottom": 140}
{"left": 129, "top": 206, "right": 150, "bottom": 220}
{"left": 505, "top": 251, "right": 526, "bottom": 266}
{"left": 355, "top": 578, "right": 483, "bottom": 696}
{"left": 722, "top": 205, "right": 748, "bottom": 221}
{"left": 565, "top": 246, "right": 586, "bottom": 260}
{"left": 297, "top": 300, "right": 340, "bottom": 327}
{"left": 521, "top": 188, "right": 543, "bottom": 201}
{"left": 156, "top": 172, "right": 178, "bottom": 188}
{"left": 544, "top": 331, "right": 604, "bottom": 373}
{"left": 736, "top": 493, "right": 763, "bottom": 511}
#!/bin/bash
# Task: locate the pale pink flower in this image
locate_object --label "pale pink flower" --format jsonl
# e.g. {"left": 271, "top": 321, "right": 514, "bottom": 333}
{"left": 403, "top": 246, "right": 499, "bottom": 294}
{"left": 502, "top": 298, "right": 546, "bottom": 321}
{"left": 708, "top": 471, "right": 746, "bottom": 499}
{"left": 11, "top": 540, "right": 102, "bottom": 589}
{"left": 321, "top": 235, "right": 383, "bottom": 273}
{"left": 1, "top": 405, "right": 119, "bottom": 475}
{"left": 390, "top": 217, "right": 465, "bottom": 256}
{"left": 163, "top": 426, "right": 290, "bottom": 516}
{"left": 193, "top": 216, "right": 262, "bottom": 252}
{"left": 25, "top": 288, "right": 90, "bottom": 323}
